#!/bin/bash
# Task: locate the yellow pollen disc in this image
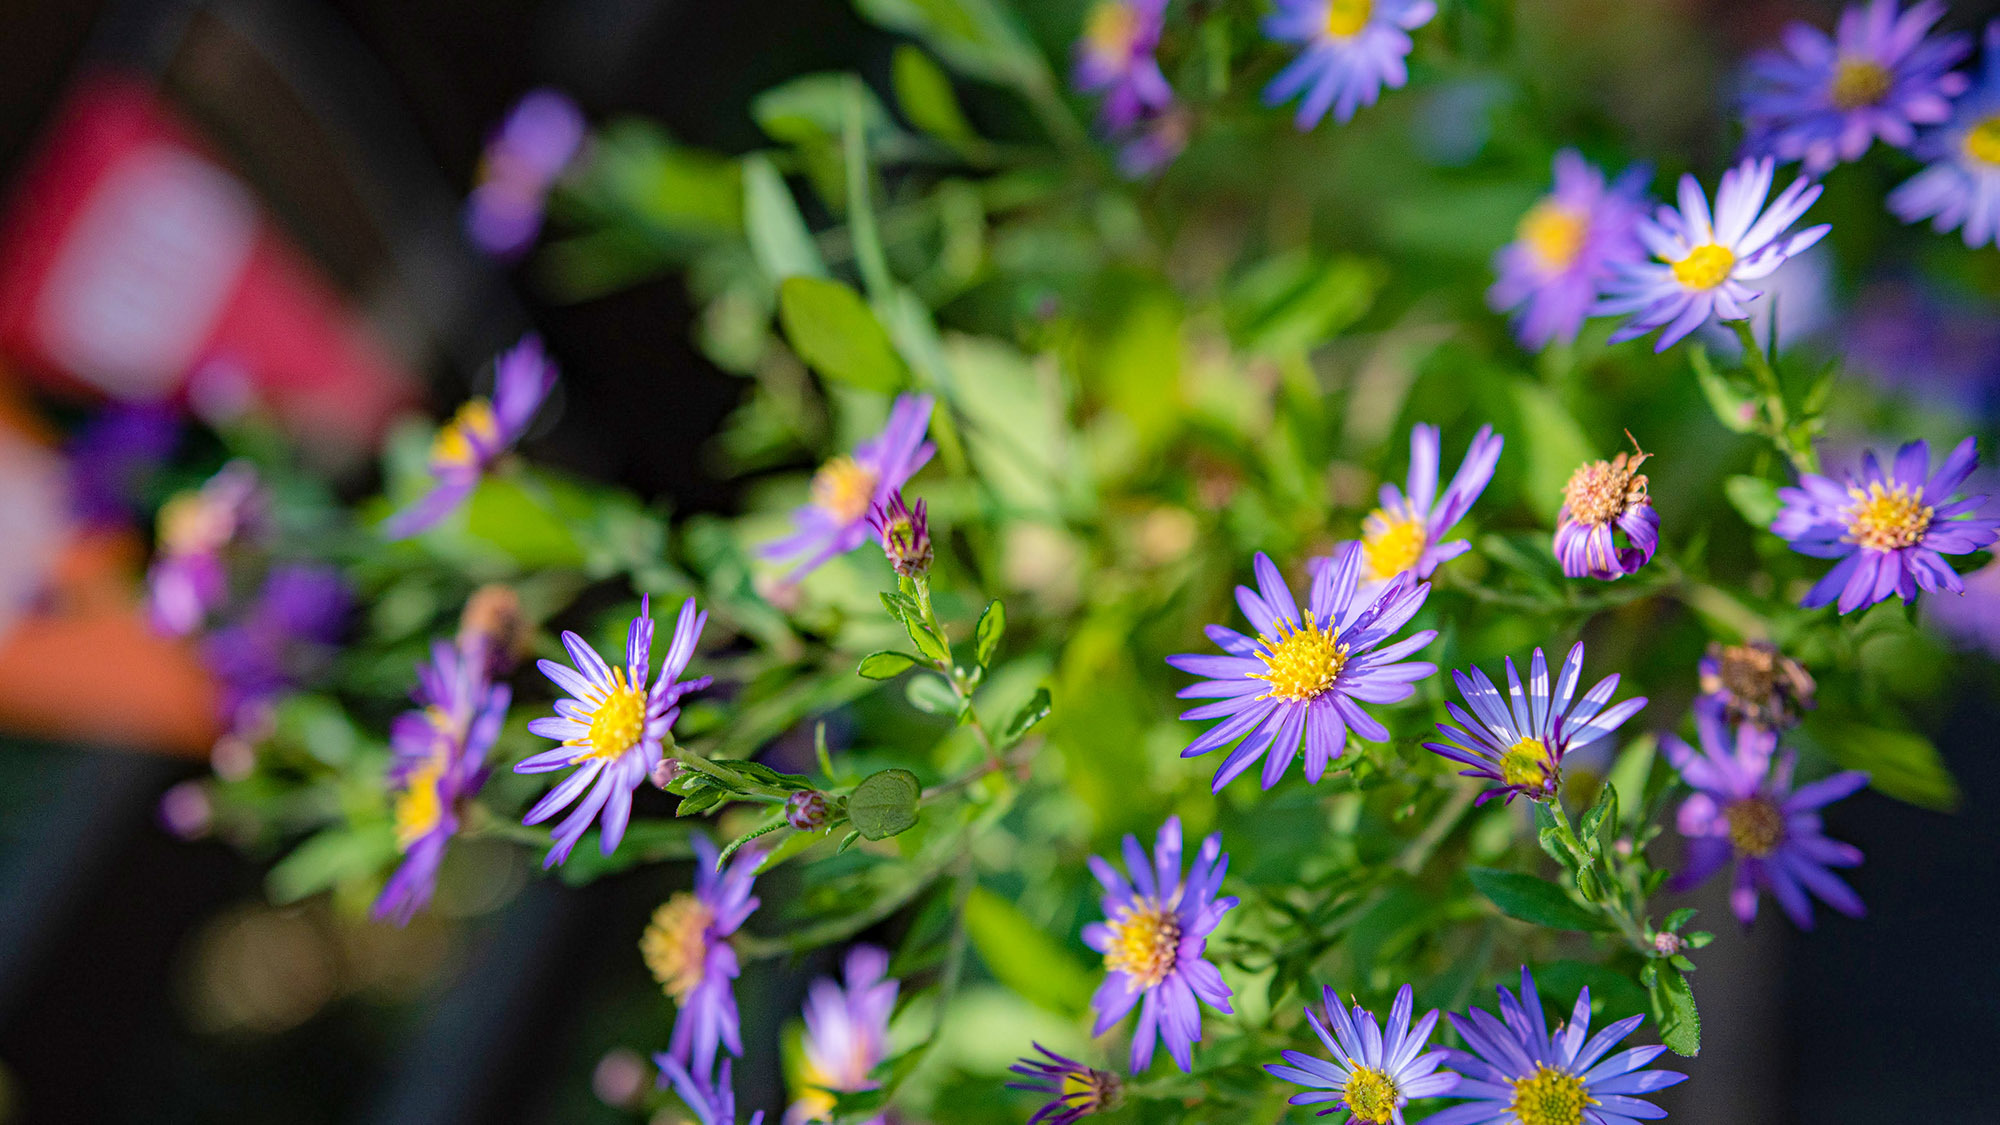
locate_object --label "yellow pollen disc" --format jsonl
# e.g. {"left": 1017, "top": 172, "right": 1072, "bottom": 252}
{"left": 1343, "top": 1066, "right": 1401, "bottom": 1123}
{"left": 1104, "top": 900, "right": 1181, "bottom": 989}
{"left": 392, "top": 753, "right": 448, "bottom": 850}
{"left": 640, "top": 893, "right": 716, "bottom": 1003}
{"left": 1509, "top": 1065, "right": 1596, "bottom": 1125}
{"left": 1829, "top": 58, "right": 1893, "bottom": 110}
{"left": 1841, "top": 481, "right": 1932, "bottom": 552}
{"left": 431, "top": 398, "right": 500, "bottom": 468}
{"left": 1499, "top": 736, "right": 1553, "bottom": 791}
{"left": 1362, "top": 508, "right": 1429, "bottom": 581}
{"left": 1965, "top": 114, "right": 2000, "bottom": 166}
{"left": 1325, "top": 0, "right": 1373, "bottom": 38}
{"left": 1725, "top": 797, "right": 1786, "bottom": 858}
{"left": 810, "top": 455, "right": 879, "bottom": 525}
{"left": 1085, "top": 1, "right": 1140, "bottom": 55}
{"left": 1671, "top": 243, "right": 1736, "bottom": 290}
{"left": 1251, "top": 618, "right": 1348, "bottom": 703}
{"left": 1061, "top": 1069, "right": 1111, "bottom": 1111}
{"left": 568, "top": 668, "right": 649, "bottom": 763}
{"left": 1518, "top": 201, "right": 1589, "bottom": 273}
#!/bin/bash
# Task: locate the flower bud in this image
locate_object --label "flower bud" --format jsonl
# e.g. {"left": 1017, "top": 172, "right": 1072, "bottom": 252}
{"left": 785, "top": 789, "right": 833, "bottom": 832}
{"left": 868, "top": 491, "right": 932, "bottom": 578}
{"left": 1652, "top": 931, "right": 1684, "bottom": 957}
{"left": 158, "top": 781, "right": 213, "bottom": 840}
{"left": 650, "top": 758, "right": 682, "bottom": 791}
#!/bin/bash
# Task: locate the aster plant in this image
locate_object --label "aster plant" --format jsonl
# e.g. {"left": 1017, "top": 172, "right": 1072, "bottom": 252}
{"left": 1264, "top": 983, "right": 1458, "bottom": 1123}
{"left": 1423, "top": 643, "right": 1648, "bottom": 805}
{"left": 1490, "top": 150, "right": 1649, "bottom": 351}
{"left": 1262, "top": 0, "right": 1438, "bottom": 129}
{"left": 786, "top": 945, "right": 897, "bottom": 1125}
{"left": 1890, "top": 22, "right": 2000, "bottom": 247}
{"left": 644, "top": 833, "right": 763, "bottom": 1075}
{"left": 1336, "top": 422, "right": 1505, "bottom": 594}
{"left": 1008, "top": 1046, "right": 1122, "bottom": 1124}
{"left": 1553, "top": 441, "right": 1660, "bottom": 581}
{"left": 466, "top": 88, "right": 586, "bottom": 258}
{"left": 762, "top": 394, "right": 935, "bottom": 579}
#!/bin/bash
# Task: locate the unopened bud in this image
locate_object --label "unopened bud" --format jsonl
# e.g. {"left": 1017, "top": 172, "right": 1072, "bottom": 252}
{"left": 1652, "top": 931, "right": 1683, "bottom": 957}
{"left": 458, "top": 584, "right": 527, "bottom": 675}
{"left": 158, "top": 781, "right": 213, "bottom": 840}
{"left": 785, "top": 789, "right": 833, "bottom": 832}
{"left": 650, "top": 758, "right": 682, "bottom": 791}
{"left": 868, "top": 491, "right": 932, "bottom": 578}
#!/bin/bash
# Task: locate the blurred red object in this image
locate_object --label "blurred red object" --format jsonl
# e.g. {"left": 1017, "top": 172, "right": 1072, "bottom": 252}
{"left": 0, "top": 71, "right": 414, "bottom": 451}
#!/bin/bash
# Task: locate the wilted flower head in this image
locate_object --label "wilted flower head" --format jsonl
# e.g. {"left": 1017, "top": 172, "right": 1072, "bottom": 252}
{"left": 1666, "top": 709, "right": 1868, "bottom": 929}
{"left": 1008, "top": 1045, "right": 1122, "bottom": 1125}
{"left": 1264, "top": 983, "right": 1458, "bottom": 1123}
{"left": 457, "top": 582, "right": 528, "bottom": 676}
{"left": 1337, "top": 423, "right": 1505, "bottom": 595}
{"left": 1698, "top": 640, "right": 1816, "bottom": 730}
{"left": 785, "top": 945, "right": 898, "bottom": 1125}
{"left": 1772, "top": 436, "right": 2000, "bottom": 613}
{"left": 1890, "top": 22, "right": 2000, "bottom": 247}
{"left": 867, "top": 490, "right": 932, "bottom": 579}
{"left": 1553, "top": 438, "right": 1660, "bottom": 580}
{"left": 1434, "top": 966, "right": 1686, "bottom": 1125}
{"left": 1072, "top": 0, "right": 1171, "bottom": 132}
{"left": 762, "top": 394, "right": 936, "bottom": 580}
{"left": 1596, "top": 157, "right": 1830, "bottom": 351}
{"left": 1489, "top": 151, "right": 1649, "bottom": 351}
{"left": 384, "top": 336, "right": 556, "bottom": 539}
{"left": 518, "top": 596, "right": 709, "bottom": 866}
{"left": 1169, "top": 547, "right": 1438, "bottom": 792}
{"left": 656, "top": 1054, "right": 765, "bottom": 1125}
{"left": 643, "top": 834, "right": 763, "bottom": 1076}
{"left": 1085, "top": 816, "right": 1238, "bottom": 1074}
{"left": 147, "top": 460, "right": 266, "bottom": 636}
{"left": 1424, "top": 643, "right": 1648, "bottom": 805}
{"left": 466, "top": 88, "right": 586, "bottom": 258}
{"left": 1741, "top": 0, "right": 1971, "bottom": 175}
{"left": 1262, "top": 0, "right": 1439, "bottom": 129}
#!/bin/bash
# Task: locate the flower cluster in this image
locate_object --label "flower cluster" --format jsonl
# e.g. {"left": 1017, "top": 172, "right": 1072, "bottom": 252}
{"left": 384, "top": 335, "right": 557, "bottom": 539}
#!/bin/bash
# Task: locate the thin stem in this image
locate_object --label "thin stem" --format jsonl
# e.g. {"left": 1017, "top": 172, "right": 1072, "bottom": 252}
{"left": 844, "top": 80, "right": 894, "bottom": 303}
{"left": 1731, "top": 319, "right": 1817, "bottom": 475}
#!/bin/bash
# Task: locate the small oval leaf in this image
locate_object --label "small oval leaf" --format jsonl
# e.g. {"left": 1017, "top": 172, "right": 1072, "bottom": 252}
{"left": 858, "top": 651, "right": 920, "bottom": 680}
{"left": 1466, "top": 866, "right": 1608, "bottom": 932}
{"left": 974, "top": 600, "right": 1005, "bottom": 667}
{"left": 848, "top": 768, "right": 922, "bottom": 840}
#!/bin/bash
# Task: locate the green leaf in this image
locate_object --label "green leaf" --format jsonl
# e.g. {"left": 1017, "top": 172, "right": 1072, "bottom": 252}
{"left": 267, "top": 826, "right": 395, "bottom": 905}
{"left": 777, "top": 276, "right": 907, "bottom": 392}
{"left": 707, "top": 758, "right": 817, "bottom": 792}
{"left": 891, "top": 45, "right": 974, "bottom": 143}
{"left": 847, "top": 768, "right": 922, "bottom": 840}
{"left": 974, "top": 600, "right": 1005, "bottom": 667}
{"left": 1001, "top": 686, "right": 1052, "bottom": 746}
{"left": 1664, "top": 907, "right": 1697, "bottom": 932}
{"left": 904, "top": 674, "right": 960, "bottom": 715}
{"left": 880, "top": 591, "right": 919, "bottom": 624}
{"left": 1656, "top": 965, "right": 1702, "bottom": 1057}
{"left": 751, "top": 73, "right": 895, "bottom": 146}
{"left": 676, "top": 786, "right": 728, "bottom": 817}
{"left": 962, "top": 885, "right": 1095, "bottom": 1014}
{"left": 1466, "top": 867, "right": 1608, "bottom": 932}
{"left": 1691, "top": 344, "right": 1759, "bottom": 433}
{"left": 1509, "top": 379, "right": 1597, "bottom": 511}
{"left": 743, "top": 154, "right": 826, "bottom": 283}
{"left": 1579, "top": 783, "right": 1618, "bottom": 858}
{"left": 1824, "top": 723, "right": 1959, "bottom": 811}
{"left": 1723, "top": 475, "right": 1781, "bottom": 531}
{"left": 716, "top": 819, "right": 789, "bottom": 871}
{"left": 858, "top": 651, "right": 920, "bottom": 680}
{"left": 902, "top": 612, "right": 952, "bottom": 664}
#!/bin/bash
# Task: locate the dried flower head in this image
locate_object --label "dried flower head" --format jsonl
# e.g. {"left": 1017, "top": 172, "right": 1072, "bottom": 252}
{"left": 1554, "top": 435, "right": 1661, "bottom": 580}
{"left": 458, "top": 583, "right": 528, "bottom": 675}
{"left": 1699, "top": 640, "right": 1817, "bottom": 729}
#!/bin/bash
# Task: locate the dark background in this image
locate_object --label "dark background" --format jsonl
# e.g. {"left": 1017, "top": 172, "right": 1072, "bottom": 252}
{"left": 0, "top": 1, "right": 1995, "bottom": 1122}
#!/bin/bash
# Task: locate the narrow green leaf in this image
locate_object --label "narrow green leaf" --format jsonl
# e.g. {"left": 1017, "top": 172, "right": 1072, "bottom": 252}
{"left": 974, "top": 600, "right": 1005, "bottom": 667}
{"left": 716, "top": 820, "right": 789, "bottom": 871}
{"left": 1657, "top": 966, "right": 1702, "bottom": 1057}
{"left": 903, "top": 613, "right": 952, "bottom": 664}
{"left": 891, "top": 45, "right": 974, "bottom": 142}
{"left": 1466, "top": 867, "right": 1608, "bottom": 932}
{"left": 1001, "top": 686, "right": 1052, "bottom": 746}
{"left": 858, "top": 651, "right": 920, "bottom": 680}
{"left": 1664, "top": 907, "right": 1697, "bottom": 932}
{"left": 777, "top": 276, "right": 907, "bottom": 392}
{"left": 1824, "top": 723, "right": 1960, "bottom": 811}
{"left": 742, "top": 154, "right": 825, "bottom": 283}
{"left": 962, "top": 885, "right": 1095, "bottom": 1014}
{"left": 1723, "top": 475, "right": 1781, "bottom": 531}
{"left": 1692, "top": 344, "right": 1758, "bottom": 433}
{"left": 904, "top": 674, "right": 960, "bottom": 715}
{"left": 848, "top": 768, "right": 922, "bottom": 840}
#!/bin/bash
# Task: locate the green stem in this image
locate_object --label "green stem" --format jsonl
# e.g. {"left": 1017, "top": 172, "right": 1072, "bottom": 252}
{"left": 1730, "top": 319, "right": 1818, "bottom": 475}
{"left": 844, "top": 80, "right": 894, "bottom": 303}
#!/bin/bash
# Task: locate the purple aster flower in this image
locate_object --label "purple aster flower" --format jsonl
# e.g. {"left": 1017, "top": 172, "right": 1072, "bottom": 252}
{"left": 1170, "top": 546, "right": 1438, "bottom": 792}
{"left": 644, "top": 833, "right": 763, "bottom": 1076}
{"left": 1429, "top": 966, "right": 1685, "bottom": 1125}
{"left": 147, "top": 461, "right": 266, "bottom": 636}
{"left": 1262, "top": 0, "right": 1438, "bottom": 129}
{"left": 1423, "top": 643, "right": 1648, "bottom": 805}
{"left": 1741, "top": 0, "right": 1971, "bottom": 175}
{"left": 761, "top": 394, "right": 935, "bottom": 580}
{"left": 1072, "top": 0, "right": 1172, "bottom": 132}
{"left": 202, "top": 563, "right": 350, "bottom": 729}
{"left": 1595, "top": 157, "right": 1830, "bottom": 351}
{"left": 1115, "top": 104, "right": 1191, "bottom": 179}
{"left": 1008, "top": 1045, "right": 1123, "bottom": 1125}
{"left": 1554, "top": 442, "right": 1659, "bottom": 581}
{"left": 1772, "top": 436, "right": 2000, "bottom": 613}
{"left": 373, "top": 636, "right": 511, "bottom": 926}
{"left": 384, "top": 335, "right": 556, "bottom": 539}
{"left": 1265, "top": 983, "right": 1458, "bottom": 1124}
{"left": 1696, "top": 640, "right": 1816, "bottom": 731}
{"left": 786, "top": 945, "right": 898, "bottom": 1125}
{"left": 466, "top": 88, "right": 586, "bottom": 259}
{"left": 1489, "top": 151, "right": 1649, "bottom": 351}
{"left": 66, "top": 401, "right": 180, "bottom": 528}
{"left": 518, "top": 596, "right": 710, "bottom": 866}
{"left": 655, "top": 1054, "right": 766, "bottom": 1125}
{"left": 1665, "top": 710, "right": 1868, "bottom": 929}
{"left": 1842, "top": 280, "right": 2000, "bottom": 411}
{"left": 1083, "top": 816, "right": 1238, "bottom": 1074}
{"left": 1891, "top": 22, "right": 2000, "bottom": 247}
{"left": 1331, "top": 423, "right": 1505, "bottom": 597}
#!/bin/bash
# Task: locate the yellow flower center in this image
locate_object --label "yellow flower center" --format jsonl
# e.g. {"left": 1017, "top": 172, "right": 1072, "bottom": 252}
{"left": 1500, "top": 736, "right": 1553, "bottom": 791}
{"left": 392, "top": 752, "right": 449, "bottom": 850}
{"left": 1251, "top": 617, "right": 1349, "bottom": 703}
{"left": 1085, "top": 1, "right": 1140, "bottom": 55}
{"left": 1670, "top": 243, "right": 1735, "bottom": 290}
{"left": 1965, "top": 114, "right": 2000, "bottom": 166}
{"left": 1829, "top": 58, "right": 1893, "bottom": 110}
{"left": 1509, "top": 1065, "right": 1596, "bottom": 1125}
{"left": 1518, "top": 201, "right": 1589, "bottom": 273}
{"left": 1725, "top": 797, "right": 1786, "bottom": 858}
{"left": 1344, "top": 1066, "right": 1401, "bottom": 1123}
{"left": 1841, "top": 481, "right": 1932, "bottom": 552}
{"left": 1325, "top": 0, "right": 1373, "bottom": 38}
{"left": 568, "top": 668, "right": 649, "bottom": 763}
{"left": 1104, "top": 900, "right": 1182, "bottom": 988}
{"left": 640, "top": 893, "right": 715, "bottom": 1003}
{"left": 1362, "top": 507, "right": 1430, "bottom": 581}
{"left": 431, "top": 398, "right": 500, "bottom": 468}
{"left": 810, "top": 455, "right": 879, "bottom": 525}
